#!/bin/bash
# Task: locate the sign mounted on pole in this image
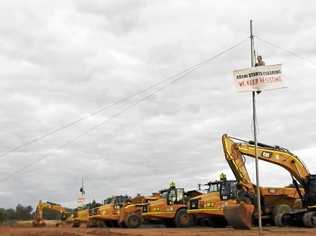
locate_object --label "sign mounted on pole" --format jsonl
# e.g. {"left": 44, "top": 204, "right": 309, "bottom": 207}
{"left": 233, "top": 64, "right": 284, "bottom": 92}
{"left": 77, "top": 196, "right": 86, "bottom": 207}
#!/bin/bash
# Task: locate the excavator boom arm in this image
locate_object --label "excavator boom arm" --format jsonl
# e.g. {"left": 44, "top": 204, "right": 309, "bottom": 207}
{"left": 222, "top": 134, "right": 312, "bottom": 229}
{"left": 222, "top": 134, "right": 310, "bottom": 188}
{"left": 222, "top": 134, "right": 254, "bottom": 193}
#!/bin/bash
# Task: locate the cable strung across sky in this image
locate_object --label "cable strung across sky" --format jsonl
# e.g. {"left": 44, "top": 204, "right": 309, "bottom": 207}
{"left": 256, "top": 36, "right": 316, "bottom": 69}
{"left": 0, "top": 38, "right": 249, "bottom": 183}
{"left": 0, "top": 38, "right": 248, "bottom": 162}
{"left": 2, "top": 35, "right": 315, "bottom": 184}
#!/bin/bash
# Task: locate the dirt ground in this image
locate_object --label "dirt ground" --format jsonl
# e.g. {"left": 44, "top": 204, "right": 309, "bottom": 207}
{"left": 1, "top": 226, "right": 316, "bottom": 236}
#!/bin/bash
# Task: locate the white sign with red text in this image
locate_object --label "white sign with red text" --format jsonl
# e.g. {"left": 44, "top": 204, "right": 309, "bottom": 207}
{"left": 233, "top": 64, "right": 284, "bottom": 92}
{"left": 77, "top": 196, "right": 86, "bottom": 207}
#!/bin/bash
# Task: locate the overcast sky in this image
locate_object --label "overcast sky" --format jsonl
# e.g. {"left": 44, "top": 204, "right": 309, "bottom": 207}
{"left": 1, "top": 0, "right": 316, "bottom": 208}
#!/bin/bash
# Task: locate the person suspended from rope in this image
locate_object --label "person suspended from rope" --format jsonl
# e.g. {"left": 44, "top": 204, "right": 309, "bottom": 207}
{"left": 80, "top": 187, "right": 85, "bottom": 195}
{"left": 255, "top": 55, "right": 265, "bottom": 94}
{"left": 255, "top": 55, "right": 265, "bottom": 67}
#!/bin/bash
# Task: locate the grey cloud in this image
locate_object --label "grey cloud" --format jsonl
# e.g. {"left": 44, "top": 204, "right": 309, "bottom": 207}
{"left": 75, "top": 0, "right": 148, "bottom": 36}
{"left": 0, "top": 0, "right": 316, "bottom": 208}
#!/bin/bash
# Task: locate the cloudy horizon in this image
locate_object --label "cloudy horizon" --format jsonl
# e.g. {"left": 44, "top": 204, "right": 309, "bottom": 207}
{"left": 1, "top": 0, "right": 316, "bottom": 209}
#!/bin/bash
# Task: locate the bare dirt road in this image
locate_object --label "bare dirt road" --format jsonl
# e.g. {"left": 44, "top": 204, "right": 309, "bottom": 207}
{"left": 1, "top": 227, "right": 316, "bottom": 236}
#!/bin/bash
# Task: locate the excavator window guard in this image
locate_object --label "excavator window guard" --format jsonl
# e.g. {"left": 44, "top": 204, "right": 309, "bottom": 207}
{"left": 220, "top": 181, "right": 238, "bottom": 200}
{"left": 167, "top": 189, "right": 177, "bottom": 204}
{"left": 109, "top": 195, "right": 130, "bottom": 209}
{"left": 166, "top": 188, "right": 185, "bottom": 205}
{"left": 208, "top": 182, "right": 220, "bottom": 193}
{"left": 177, "top": 188, "right": 184, "bottom": 202}
{"left": 206, "top": 180, "right": 238, "bottom": 200}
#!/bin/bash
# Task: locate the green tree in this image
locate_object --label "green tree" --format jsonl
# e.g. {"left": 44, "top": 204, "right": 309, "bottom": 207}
{"left": 15, "top": 204, "right": 33, "bottom": 220}
{"left": 5, "top": 208, "right": 16, "bottom": 220}
{"left": 0, "top": 208, "right": 6, "bottom": 223}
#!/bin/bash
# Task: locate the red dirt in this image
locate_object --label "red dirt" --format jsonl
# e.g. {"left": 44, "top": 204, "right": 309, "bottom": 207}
{"left": 0, "top": 226, "right": 315, "bottom": 236}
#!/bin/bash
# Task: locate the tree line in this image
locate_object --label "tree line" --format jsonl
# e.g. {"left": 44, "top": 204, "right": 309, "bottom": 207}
{"left": 0, "top": 204, "right": 33, "bottom": 223}
{"left": 0, "top": 204, "right": 65, "bottom": 224}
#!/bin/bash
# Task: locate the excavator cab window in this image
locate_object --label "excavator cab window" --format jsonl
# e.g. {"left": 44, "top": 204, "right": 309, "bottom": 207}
{"left": 167, "top": 188, "right": 184, "bottom": 205}
{"left": 177, "top": 188, "right": 184, "bottom": 202}
{"left": 113, "top": 195, "right": 129, "bottom": 209}
{"left": 168, "top": 189, "right": 177, "bottom": 204}
{"left": 208, "top": 182, "right": 220, "bottom": 192}
{"left": 103, "top": 197, "right": 112, "bottom": 204}
{"left": 220, "top": 181, "right": 237, "bottom": 200}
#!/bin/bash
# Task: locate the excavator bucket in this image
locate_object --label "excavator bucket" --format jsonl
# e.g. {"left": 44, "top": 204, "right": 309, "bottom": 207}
{"left": 224, "top": 202, "right": 255, "bottom": 229}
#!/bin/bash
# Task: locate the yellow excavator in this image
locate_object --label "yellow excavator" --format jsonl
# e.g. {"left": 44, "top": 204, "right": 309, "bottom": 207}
{"left": 88, "top": 195, "right": 130, "bottom": 228}
{"left": 141, "top": 183, "right": 201, "bottom": 227}
{"left": 72, "top": 202, "right": 102, "bottom": 228}
{"left": 72, "top": 208, "right": 89, "bottom": 227}
{"left": 118, "top": 194, "right": 161, "bottom": 228}
{"left": 222, "top": 134, "right": 316, "bottom": 229}
{"left": 187, "top": 178, "right": 239, "bottom": 227}
{"left": 188, "top": 136, "right": 301, "bottom": 227}
{"left": 33, "top": 200, "right": 72, "bottom": 227}
{"left": 88, "top": 195, "right": 155, "bottom": 228}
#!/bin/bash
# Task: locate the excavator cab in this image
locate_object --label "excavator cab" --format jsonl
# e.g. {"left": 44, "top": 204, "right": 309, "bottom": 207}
{"left": 113, "top": 195, "right": 130, "bottom": 209}
{"left": 166, "top": 188, "right": 185, "bottom": 205}
{"left": 207, "top": 180, "right": 237, "bottom": 201}
{"left": 221, "top": 181, "right": 238, "bottom": 200}
{"left": 304, "top": 175, "right": 316, "bottom": 207}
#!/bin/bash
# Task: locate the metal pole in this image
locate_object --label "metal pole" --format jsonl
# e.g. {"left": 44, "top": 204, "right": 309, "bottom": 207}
{"left": 81, "top": 177, "right": 85, "bottom": 197}
{"left": 250, "top": 19, "right": 262, "bottom": 232}
{"left": 82, "top": 177, "right": 83, "bottom": 194}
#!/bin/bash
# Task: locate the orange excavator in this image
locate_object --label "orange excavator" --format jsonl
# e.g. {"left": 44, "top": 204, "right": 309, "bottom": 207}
{"left": 222, "top": 134, "right": 316, "bottom": 229}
